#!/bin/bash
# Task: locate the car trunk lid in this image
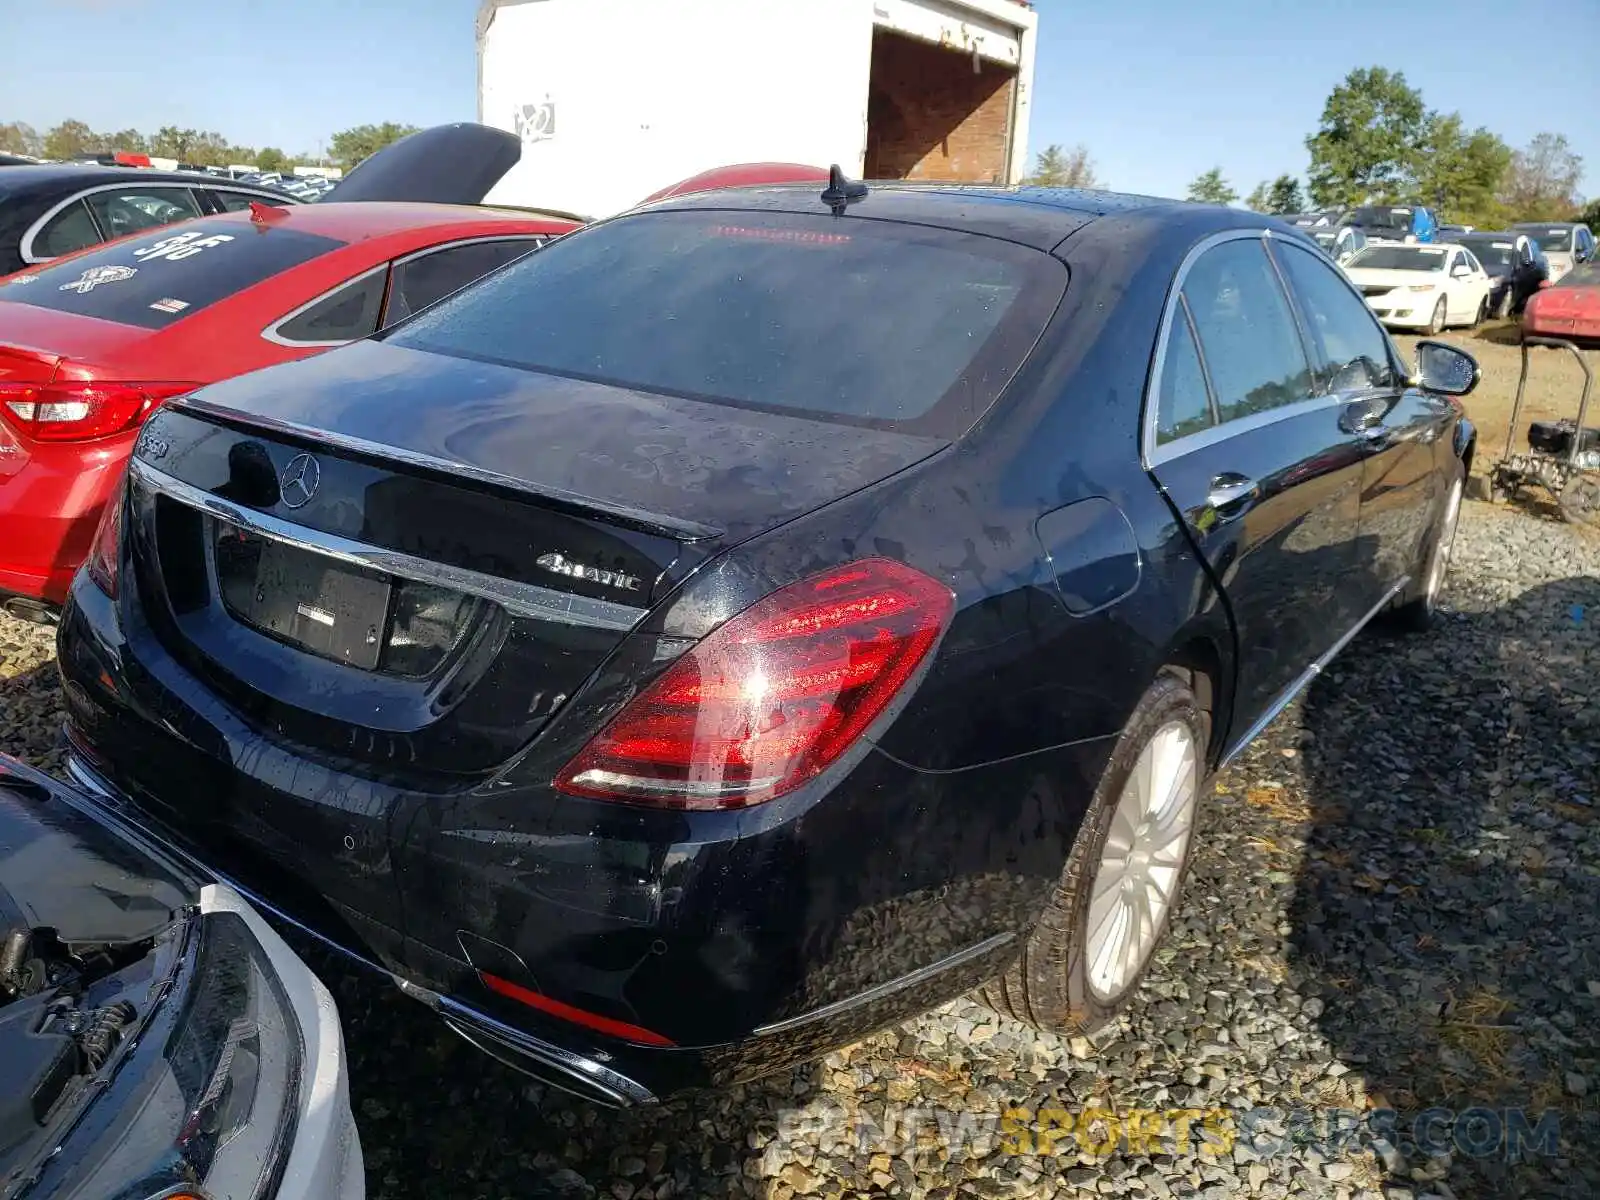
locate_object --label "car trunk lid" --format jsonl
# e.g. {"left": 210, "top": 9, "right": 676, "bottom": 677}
{"left": 120, "top": 342, "right": 948, "bottom": 786}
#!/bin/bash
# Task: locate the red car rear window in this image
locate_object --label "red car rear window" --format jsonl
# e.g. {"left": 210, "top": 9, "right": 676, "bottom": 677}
{"left": 0, "top": 216, "right": 346, "bottom": 331}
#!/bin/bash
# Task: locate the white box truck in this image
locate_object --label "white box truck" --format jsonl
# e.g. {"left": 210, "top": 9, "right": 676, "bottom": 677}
{"left": 476, "top": 0, "right": 1038, "bottom": 218}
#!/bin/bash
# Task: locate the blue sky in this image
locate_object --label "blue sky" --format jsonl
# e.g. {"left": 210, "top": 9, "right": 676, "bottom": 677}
{"left": 3, "top": 0, "right": 1596, "bottom": 200}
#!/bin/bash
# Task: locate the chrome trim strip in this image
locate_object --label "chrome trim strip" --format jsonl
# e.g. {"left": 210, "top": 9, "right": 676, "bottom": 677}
{"left": 20, "top": 180, "right": 298, "bottom": 264}
{"left": 166, "top": 394, "right": 725, "bottom": 542}
{"left": 128, "top": 457, "right": 647, "bottom": 632}
{"left": 752, "top": 931, "right": 1016, "bottom": 1037}
{"left": 66, "top": 754, "right": 656, "bottom": 1108}
{"left": 1218, "top": 575, "right": 1409, "bottom": 769}
{"left": 1148, "top": 392, "right": 1348, "bottom": 466}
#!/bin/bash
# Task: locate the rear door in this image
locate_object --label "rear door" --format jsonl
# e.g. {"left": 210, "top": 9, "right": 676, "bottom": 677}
{"left": 1145, "top": 231, "right": 1367, "bottom": 738}
{"left": 1269, "top": 237, "right": 1442, "bottom": 612}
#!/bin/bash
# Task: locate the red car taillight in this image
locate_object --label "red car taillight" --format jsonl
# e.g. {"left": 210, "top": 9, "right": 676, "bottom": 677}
{"left": 554, "top": 559, "right": 955, "bottom": 810}
{"left": 85, "top": 490, "right": 124, "bottom": 598}
{"left": 0, "top": 381, "right": 193, "bottom": 443}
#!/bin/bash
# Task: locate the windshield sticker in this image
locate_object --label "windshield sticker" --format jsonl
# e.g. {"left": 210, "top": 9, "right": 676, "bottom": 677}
{"left": 1493, "top": 242, "right": 1513, "bottom": 250}
{"left": 1550, "top": 229, "right": 1565, "bottom": 235}
{"left": 149, "top": 297, "right": 190, "bottom": 314}
{"left": 133, "top": 231, "right": 236, "bottom": 263}
{"left": 59, "top": 265, "right": 137, "bottom": 294}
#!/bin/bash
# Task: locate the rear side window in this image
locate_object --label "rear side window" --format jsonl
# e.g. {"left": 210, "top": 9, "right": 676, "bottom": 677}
{"left": 1181, "top": 238, "right": 1314, "bottom": 423}
{"left": 1273, "top": 242, "right": 1395, "bottom": 394}
{"left": 35, "top": 199, "right": 101, "bottom": 258}
{"left": 1155, "top": 301, "right": 1215, "bottom": 444}
{"left": 0, "top": 215, "right": 347, "bottom": 330}
{"left": 386, "top": 210, "right": 1067, "bottom": 435}
{"left": 384, "top": 238, "right": 542, "bottom": 325}
{"left": 86, "top": 187, "right": 201, "bottom": 241}
{"left": 212, "top": 190, "right": 291, "bottom": 213}
{"left": 271, "top": 269, "right": 387, "bottom": 344}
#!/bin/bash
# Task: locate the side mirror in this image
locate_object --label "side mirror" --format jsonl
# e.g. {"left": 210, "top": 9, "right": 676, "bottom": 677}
{"left": 1413, "top": 340, "right": 1480, "bottom": 397}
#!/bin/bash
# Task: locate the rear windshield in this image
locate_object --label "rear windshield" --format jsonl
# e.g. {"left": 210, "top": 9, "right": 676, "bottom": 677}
{"left": 0, "top": 215, "right": 345, "bottom": 330}
{"left": 1559, "top": 263, "right": 1600, "bottom": 288}
{"left": 1348, "top": 245, "right": 1447, "bottom": 271}
{"left": 384, "top": 210, "right": 1066, "bottom": 435}
{"left": 1519, "top": 227, "right": 1574, "bottom": 253}
{"left": 1348, "top": 207, "right": 1412, "bottom": 231}
{"left": 1457, "top": 237, "right": 1517, "bottom": 269}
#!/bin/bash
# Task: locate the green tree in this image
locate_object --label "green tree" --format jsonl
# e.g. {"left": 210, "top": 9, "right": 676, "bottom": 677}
{"left": 254, "top": 147, "right": 289, "bottom": 173}
{"left": 1023, "top": 143, "right": 1099, "bottom": 188}
{"left": 149, "top": 125, "right": 201, "bottom": 160}
{"left": 43, "top": 119, "right": 105, "bottom": 160}
{"left": 0, "top": 121, "right": 44, "bottom": 156}
{"left": 1411, "top": 113, "right": 1510, "bottom": 227}
{"left": 1580, "top": 197, "right": 1600, "bottom": 232}
{"left": 107, "top": 128, "right": 147, "bottom": 153}
{"left": 1186, "top": 167, "right": 1238, "bottom": 206}
{"left": 1305, "top": 67, "right": 1427, "bottom": 207}
{"left": 1244, "top": 181, "right": 1271, "bottom": 212}
{"left": 1499, "top": 132, "right": 1584, "bottom": 222}
{"left": 1265, "top": 175, "right": 1305, "bottom": 215}
{"left": 328, "top": 122, "right": 421, "bottom": 170}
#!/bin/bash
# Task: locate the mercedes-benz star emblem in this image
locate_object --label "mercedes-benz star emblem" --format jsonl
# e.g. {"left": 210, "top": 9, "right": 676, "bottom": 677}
{"left": 279, "top": 453, "right": 321, "bottom": 509}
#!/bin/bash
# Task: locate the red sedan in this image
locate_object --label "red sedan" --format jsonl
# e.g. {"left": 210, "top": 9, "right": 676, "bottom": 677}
{"left": 1523, "top": 262, "right": 1600, "bottom": 343}
{"left": 0, "top": 200, "right": 578, "bottom": 610}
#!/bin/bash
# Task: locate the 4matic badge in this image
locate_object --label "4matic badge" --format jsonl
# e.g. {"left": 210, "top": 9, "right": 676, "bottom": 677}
{"left": 59, "top": 265, "right": 137, "bottom": 294}
{"left": 536, "top": 552, "right": 642, "bottom": 593}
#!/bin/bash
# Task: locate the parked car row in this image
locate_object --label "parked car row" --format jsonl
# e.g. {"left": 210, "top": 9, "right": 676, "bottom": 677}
{"left": 3, "top": 136, "right": 1485, "bottom": 1195}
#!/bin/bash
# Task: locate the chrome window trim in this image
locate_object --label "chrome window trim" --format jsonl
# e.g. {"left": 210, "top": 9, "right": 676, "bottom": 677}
{"left": 128, "top": 456, "right": 649, "bottom": 632}
{"left": 260, "top": 237, "right": 548, "bottom": 349}
{"left": 1142, "top": 226, "right": 1332, "bottom": 469}
{"left": 260, "top": 263, "right": 390, "bottom": 348}
{"left": 20, "top": 181, "right": 296, "bottom": 264}
{"left": 166, "top": 394, "right": 725, "bottom": 541}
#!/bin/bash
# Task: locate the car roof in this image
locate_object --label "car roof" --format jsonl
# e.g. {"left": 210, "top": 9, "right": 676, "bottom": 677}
{"left": 1512, "top": 221, "right": 1582, "bottom": 229}
{"left": 634, "top": 182, "right": 1252, "bottom": 252}
{"left": 0, "top": 163, "right": 275, "bottom": 191}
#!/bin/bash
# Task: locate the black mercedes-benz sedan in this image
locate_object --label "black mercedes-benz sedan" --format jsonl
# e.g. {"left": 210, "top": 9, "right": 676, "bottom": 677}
{"left": 54, "top": 177, "right": 1480, "bottom": 1105}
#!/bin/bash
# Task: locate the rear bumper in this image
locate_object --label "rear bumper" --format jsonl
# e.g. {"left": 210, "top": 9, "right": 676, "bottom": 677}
{"left": 58, "top": 567, "right": 1057, "bottom": 1101}
{"left": 64, "top": 752, "right": 662, "bottom": 1108}
{"left": 0, "top": 430, "right": 134, "bottom": 605}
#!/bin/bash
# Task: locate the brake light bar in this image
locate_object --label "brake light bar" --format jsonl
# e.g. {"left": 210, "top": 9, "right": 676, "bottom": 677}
{"left": 0, "top": 381, "right": 194, "bottom": 443}
{"left": 554, "top": 558, "right": 954, "bottom": 810}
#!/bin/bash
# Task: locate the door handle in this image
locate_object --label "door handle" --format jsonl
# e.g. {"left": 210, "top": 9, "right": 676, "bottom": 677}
{"left": 1206, "top": 473, "right": 1259, "bottom": 521}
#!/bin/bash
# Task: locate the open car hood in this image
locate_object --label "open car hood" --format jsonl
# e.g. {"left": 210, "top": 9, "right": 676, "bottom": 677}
{"left": 0, "top": 757, "right": 194, "bottom": 948}
{"left": 323, "top": 122, "right": 522, "bottom": 205}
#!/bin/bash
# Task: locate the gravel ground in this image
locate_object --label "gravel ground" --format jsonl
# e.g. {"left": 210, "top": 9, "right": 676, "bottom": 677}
{"left": 2, "top": 501, "right": 1596, "bottom": 1200}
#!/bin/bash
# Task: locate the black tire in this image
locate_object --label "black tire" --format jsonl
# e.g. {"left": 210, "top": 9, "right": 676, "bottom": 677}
{"left": 1390, "top": 460, "right": 1465, "bottom": 632}
{"left": 980, "top": 674, "right": 1210, "bottom": 1035}
{"left": 1495, "top": 288, "right": 1514, "bottom": 320}
{"left": 1426, "top": 296, "right": 1448, "bottom": 335}
{"left": 1470, "top": 298, "right": 1487, "bottom": 329}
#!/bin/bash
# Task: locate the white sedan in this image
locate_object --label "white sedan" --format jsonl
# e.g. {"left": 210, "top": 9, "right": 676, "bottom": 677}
{"left": 1342, "top": 243, "right": 1493, "bottom": 333}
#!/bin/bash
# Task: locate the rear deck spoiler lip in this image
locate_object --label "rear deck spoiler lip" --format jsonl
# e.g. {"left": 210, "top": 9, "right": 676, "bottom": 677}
{"left": 164, "top": 394, "right": 726, "bottom": 543}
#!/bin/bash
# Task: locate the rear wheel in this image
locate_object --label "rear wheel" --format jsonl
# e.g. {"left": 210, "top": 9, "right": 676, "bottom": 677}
{"left": 1426, "top": 297, "right": 1448, "bottom": 335}
{"left": 1495, "top": 288, "right": 1514, "bottom": 320}
{"left": 1390, "top": 464, "right": 1465, "bottom": 632}
{"left": 1471, "top": 298, "right": 1487, "bottom": 329}
{"left": 981, "top": 674, "right": 1208, "bottom": 1034}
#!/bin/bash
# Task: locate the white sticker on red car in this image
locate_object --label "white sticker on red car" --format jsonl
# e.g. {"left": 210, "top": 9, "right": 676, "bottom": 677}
{"left": 149, "top": 297, "right": 190, "bottom": 314}
{"left": 132, "top": 231, "right": 237, "bottom": 263}
{"left": 8, "top": 274, "right": 39, "bottom": 285}
{"left": 59, "top": 265, "right": 137, "bottom": 294}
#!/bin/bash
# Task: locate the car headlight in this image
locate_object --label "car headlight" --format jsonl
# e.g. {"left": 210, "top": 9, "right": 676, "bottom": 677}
{"left": 1407, "top": 284, "right": 1436, "bottom": 292}
{"left": 45, "top": 912, "right": 301, "bottom": 1200}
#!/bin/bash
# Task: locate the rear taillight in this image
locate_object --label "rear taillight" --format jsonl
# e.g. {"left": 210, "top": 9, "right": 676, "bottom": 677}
{"left": 0, "top": 381, "right": 193, "bottom": 442}
{"left": 554, "top": 558, "right": 954, "bottom": 810}
{"left": 85, "top": 490, "right": 123, "bottom": 598}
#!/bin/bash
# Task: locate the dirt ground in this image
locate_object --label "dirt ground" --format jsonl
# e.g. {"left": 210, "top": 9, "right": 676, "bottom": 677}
{"left": 1393, "top": 323, "right": 1600, "bottom": 468}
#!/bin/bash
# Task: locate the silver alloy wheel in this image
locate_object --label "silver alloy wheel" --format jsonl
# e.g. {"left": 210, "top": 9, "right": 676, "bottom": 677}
{"left": 1085, "top": 719, "right": 1199, "bottom": 1003}
{"left": 1425, "top": 476, "right": 1465, "bottom": 607}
